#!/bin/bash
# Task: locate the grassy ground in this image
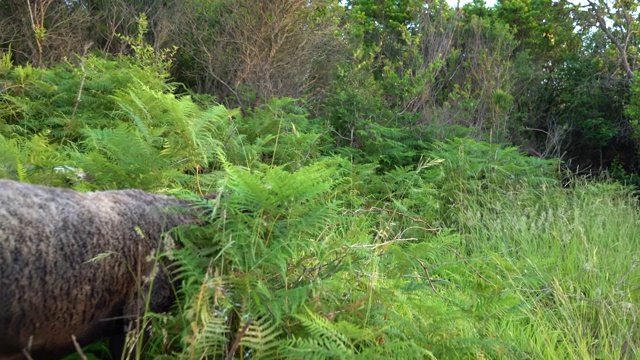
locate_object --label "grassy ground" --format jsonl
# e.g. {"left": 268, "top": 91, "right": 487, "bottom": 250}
{"left": 440, "top": 182, "right": 640, "bottom": 358}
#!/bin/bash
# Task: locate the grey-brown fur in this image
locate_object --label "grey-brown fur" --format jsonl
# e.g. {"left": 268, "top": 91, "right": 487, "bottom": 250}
{"left": 0, "top": 179, "right": 198, "bottom": 360}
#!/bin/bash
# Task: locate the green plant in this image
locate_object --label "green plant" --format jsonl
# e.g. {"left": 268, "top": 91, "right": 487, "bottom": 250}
{"left": 230, "top": 97, "right": 328, "bottom": 170}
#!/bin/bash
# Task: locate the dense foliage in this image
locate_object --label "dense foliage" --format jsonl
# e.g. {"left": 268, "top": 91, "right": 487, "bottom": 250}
{"left": 2, "top": 1, "right": 640, "bottom": 359}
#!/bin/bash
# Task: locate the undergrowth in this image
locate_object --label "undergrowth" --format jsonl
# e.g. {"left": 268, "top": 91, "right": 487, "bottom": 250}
{"left": 1, "top": 44, "right": 638, "bottom": 359}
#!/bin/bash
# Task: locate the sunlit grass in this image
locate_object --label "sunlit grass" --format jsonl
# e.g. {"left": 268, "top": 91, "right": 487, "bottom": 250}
{"left": 452, "top": 182, "right": 640, "bottom": 359}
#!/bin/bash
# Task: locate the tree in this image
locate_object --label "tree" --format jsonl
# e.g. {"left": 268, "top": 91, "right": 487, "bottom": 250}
{"left": 581, "top": 0, "right": 639, "bottom": 81}
{"left": 172, "top": 0, "right": 344, "bottom": 106}
{"left": 0, "top": 0, "right": 91, "bottom": 66}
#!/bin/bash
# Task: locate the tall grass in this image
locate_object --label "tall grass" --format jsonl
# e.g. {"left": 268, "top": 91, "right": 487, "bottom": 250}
{"left": 456, "top": 182, "right": 640, "bottom": 359}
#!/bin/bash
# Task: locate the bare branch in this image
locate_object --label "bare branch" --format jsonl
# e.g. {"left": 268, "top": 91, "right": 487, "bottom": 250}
{"left": 586, "top": 0, "right": 635, "bottom": 79}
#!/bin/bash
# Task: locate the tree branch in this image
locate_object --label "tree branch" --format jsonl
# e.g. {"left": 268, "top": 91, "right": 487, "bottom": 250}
{"left": 587, "top": 0, "right": 635, "bottom": 80}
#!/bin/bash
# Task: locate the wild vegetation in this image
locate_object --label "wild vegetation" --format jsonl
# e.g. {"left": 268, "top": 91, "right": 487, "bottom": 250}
{"left": 1, "top": 0, "right": 640, "bottom": 359}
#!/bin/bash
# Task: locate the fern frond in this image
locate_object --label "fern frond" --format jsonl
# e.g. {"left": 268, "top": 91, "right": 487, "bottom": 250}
{"left": 189, "top": 311, "right": 229, "bottom": 359}
{"left": 295, "top": 308, "right": 354, "bottom": 354}
{"left": 237, "top": 315, "right": 282, "bottom": 360}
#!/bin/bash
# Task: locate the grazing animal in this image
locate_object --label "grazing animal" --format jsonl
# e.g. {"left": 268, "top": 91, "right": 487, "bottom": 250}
{"left": 0, "top": 179, "right": 199, "bottom": 360}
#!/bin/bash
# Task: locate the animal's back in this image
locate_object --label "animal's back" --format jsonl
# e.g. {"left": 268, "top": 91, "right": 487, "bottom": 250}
{"left": 0, "top": 179, "right": 191, "bottom": 359}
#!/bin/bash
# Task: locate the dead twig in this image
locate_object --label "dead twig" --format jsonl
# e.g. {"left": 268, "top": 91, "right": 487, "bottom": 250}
{"left": 71, "top": 335, "right": 88, "bottom": 360}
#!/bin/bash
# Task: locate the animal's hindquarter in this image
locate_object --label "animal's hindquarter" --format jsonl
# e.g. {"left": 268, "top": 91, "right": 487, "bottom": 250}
{"left": 0, "top": 188, "right": 144, "bottom": 356}
{"left": 0, "top": 179, "right": 192, "bottom": 359}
